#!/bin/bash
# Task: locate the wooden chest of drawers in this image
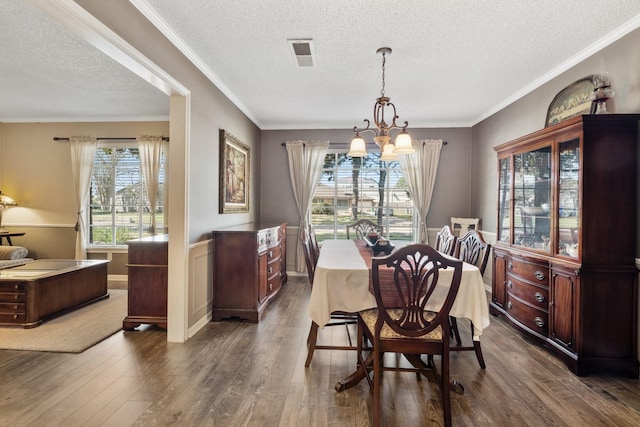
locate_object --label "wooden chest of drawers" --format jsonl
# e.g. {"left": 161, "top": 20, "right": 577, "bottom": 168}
{"left": 212, "top": 223, "right": 287, "bottom": 322}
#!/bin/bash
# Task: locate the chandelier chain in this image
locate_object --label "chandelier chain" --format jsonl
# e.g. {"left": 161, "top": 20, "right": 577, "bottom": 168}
{"left": 380, "top": 52, "right": 386, "bottom": 98}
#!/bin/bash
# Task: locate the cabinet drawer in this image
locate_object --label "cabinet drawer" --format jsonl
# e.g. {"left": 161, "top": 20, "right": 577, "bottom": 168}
{"left": 507, "top": 257, "right": 548, "bottom": 284}
{"left": 507, "top": 277, "right": 548, "bottom": 309}
{"left": 507, "top": 295, "right": 548, "bottom": 336}
{"left": 0, "top": 292, "right": 26, "bottom": 302}
{"left": 0, "top": 302, "right": 25, "bottom": 313}
{"left": 266, "top": 245, "right": 281, "bottom": 262}
{"left": 267, "top": 272, "right": 281, "bottom": 294}
{"left": 0, "top": 282, "right": 26, "bottom": 292}
{"left": 0, "top": 312, "right": 26, "bottom": 323}
{"left": 266, "top": 260, "right": 280, "bottom": 278}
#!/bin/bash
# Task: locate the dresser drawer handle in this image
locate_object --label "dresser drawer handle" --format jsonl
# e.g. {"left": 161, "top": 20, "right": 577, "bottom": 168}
{"left": 534, "top": 270, "right": 545, "bottom": 281}
{"left": 534, "top": 292, "right": 545, "bottom": 303}
{"left": 14, "top": 284, "right": 19, "bottom": 290}
{"left": 507, "top": 301, "right": 512, "bottom": 310}
{"left": 14, "top": 294, "right": 19, "bottom": 300}
{"left": 534, "top": 317, "right": 545, "bottom": 328}
{"left": 13, "top": 314, "right": 18, "bottom": 319}
{"left": 269, "top": 250, "right": 273, "bottom": 258}
{"left": 269, "top": 283, "right": 273, "bottom": 291}
{"left": 507, "top": 280, "right": 513, "bottom": 289}
{"left": 507, "top": 262, "right": 513, "bottom": 269}
{"left": 268, "top": 267, "right": 273, "bottom": 274}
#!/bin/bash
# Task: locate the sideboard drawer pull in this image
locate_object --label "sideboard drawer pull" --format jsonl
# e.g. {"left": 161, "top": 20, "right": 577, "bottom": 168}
{"left": 507, "top": 301, "right": 512, "bottom": 310}
{"left": 507, "top": 262, "right": 513, "bottom": 269}
{"left": 534, "top": 292, "right": 545, "bottom": 303}
{"left": 534, "top": 317, "right": 545, "bottom": 328}
{"left": 534, "top": 270, "right": 545, "bottom": 281}
{"left": 507, "top": 280, "right": 513, "bottom": 289}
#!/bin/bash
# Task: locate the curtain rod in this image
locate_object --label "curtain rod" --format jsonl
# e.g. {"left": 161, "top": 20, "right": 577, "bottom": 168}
{"left": 280, "top": 140, "right": 447, "bottom": 147}
{"left": 53, "top": 136, "right": 169, "bottom": 142}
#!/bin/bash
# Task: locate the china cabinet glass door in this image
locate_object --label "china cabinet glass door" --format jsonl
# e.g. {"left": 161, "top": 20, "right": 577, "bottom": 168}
{"left": 497, "top": 157, "right": 511, "bottom": 243}
{"left": 512, "top": 146, "right": 551, "bottom": 251}
{"left": 557, "top": 137, "right": 580, "bottom": 258}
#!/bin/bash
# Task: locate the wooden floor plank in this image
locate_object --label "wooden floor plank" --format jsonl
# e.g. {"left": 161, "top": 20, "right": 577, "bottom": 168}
{"left": 0, "top": 276, "right": 638, "bottom": 426}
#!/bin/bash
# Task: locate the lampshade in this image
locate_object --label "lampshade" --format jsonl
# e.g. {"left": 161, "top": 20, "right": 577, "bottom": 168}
{"left": 348, "top": 135, "right": 368, "bottom": 157}
{"left": 0, "top": 191, "right": 17, "bottom": 231}
{"left": 0, "top": 191, "right": 17, "bottom": 207}
{"left": 393, "top": 131, "right": 414, "bottom": 154}
{"left": 379, "top": 143, "right": 397, "bottom": 161}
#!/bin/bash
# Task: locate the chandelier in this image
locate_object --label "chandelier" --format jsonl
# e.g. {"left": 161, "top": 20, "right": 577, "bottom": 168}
{"left": 348, "top": 47, "right": 414, "bottom": 160}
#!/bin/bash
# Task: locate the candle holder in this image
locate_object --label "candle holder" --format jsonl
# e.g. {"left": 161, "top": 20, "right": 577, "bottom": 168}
{"left": 590, "top": 59, "right": 615, "bottom": 114}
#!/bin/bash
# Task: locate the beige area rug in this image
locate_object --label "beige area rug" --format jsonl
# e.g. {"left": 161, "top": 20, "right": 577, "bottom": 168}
{"left": 0, "top": 289, "right": 127, "bottom": 353}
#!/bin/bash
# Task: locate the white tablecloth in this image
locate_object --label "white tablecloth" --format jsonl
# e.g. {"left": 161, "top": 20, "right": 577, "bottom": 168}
{"left": 308, "top": 240, "right": 490, "bottom": 340}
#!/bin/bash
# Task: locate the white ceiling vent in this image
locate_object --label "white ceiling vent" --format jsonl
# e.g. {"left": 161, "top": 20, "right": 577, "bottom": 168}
{"left": 288, "top": 39, "right": 315, "bottom": 68}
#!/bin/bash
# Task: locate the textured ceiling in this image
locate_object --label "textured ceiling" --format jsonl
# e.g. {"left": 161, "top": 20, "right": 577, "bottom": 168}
{"left": 2, "top": 0, "right": 640, "bottom": 128}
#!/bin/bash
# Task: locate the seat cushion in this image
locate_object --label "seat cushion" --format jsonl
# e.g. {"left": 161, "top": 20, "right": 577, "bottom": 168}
{"left": 0, "top": 245, "right": 29, "bottom": 260}
{"left": 360, "top": 308, "right": 443, "bottom": 340}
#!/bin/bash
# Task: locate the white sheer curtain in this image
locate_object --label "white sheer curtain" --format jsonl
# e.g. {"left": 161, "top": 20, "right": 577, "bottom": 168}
{"left": 286, "top": 140, "right": 329, "bottom": 271}
{"left": 398, "top": 139, "right": 443, "bottom": 244}
{"left": 138, "top": 135, "right": 164, "bottom": 234}
{"left": 70, "top": 136, "right": 97, "bottom": 259}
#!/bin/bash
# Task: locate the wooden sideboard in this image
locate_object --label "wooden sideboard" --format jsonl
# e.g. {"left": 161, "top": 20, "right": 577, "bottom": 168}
{"left": 123, "top": 234, "right": 168, "bottom": 330}
{"left": 491, "top": 115, "right": 639, "bottom": 378}
{"left": 212, "top": 223, "right": 287, "bottom": 322}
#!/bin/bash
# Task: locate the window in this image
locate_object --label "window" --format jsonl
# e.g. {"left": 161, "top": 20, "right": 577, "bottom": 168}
{"left": 311, "top": 151, "right": 415, "bottom": 242}
{"left": 88, "top": 144, "right": 165, "bottom": 246}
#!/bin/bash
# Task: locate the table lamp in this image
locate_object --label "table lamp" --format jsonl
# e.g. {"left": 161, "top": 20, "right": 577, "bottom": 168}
{"left": 0, "top": 191, "right": 18, "bottom": 232}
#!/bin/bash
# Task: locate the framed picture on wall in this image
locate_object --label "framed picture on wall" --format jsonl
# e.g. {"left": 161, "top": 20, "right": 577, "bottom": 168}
{"left": 219, "top": 129, "right": 250, "bottom": 213}
{"left": 545, "top": 76, "right": 596, "bottom": 127}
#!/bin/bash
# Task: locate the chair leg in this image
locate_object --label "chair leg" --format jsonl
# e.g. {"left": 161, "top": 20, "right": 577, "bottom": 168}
{"left": 450, "top": 316, "right": 462, "bottom": 347}
{"left": 470, "top": 323, "right": 486, "bottom": 369}
{"left": 372, "top": 345, "right": 381, "bottom": 427}
{"left": 305, "top": 321, "right": 319, "bottom": 367}
{"left": 441, "top": 347, "right": 452, "bottom": 427}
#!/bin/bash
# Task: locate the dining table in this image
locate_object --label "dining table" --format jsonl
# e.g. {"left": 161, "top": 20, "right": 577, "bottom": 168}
{"left": 307, "top": 239, "right": 491, "bottom": 392}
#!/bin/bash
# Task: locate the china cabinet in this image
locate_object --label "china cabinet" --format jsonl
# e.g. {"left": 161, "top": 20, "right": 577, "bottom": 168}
{"left": 491, "top": 114, "right": 639, "bottom": 378}
{"left": 212, "top": 223, "right": 287, "bottom": 322}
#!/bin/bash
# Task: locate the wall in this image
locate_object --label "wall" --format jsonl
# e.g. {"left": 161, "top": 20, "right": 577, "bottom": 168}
{"left": 470, "top": 27, "right": 640, "bottom": 365}
{"left": 260, "top": 127, "right": 473, "bottom": 231}
{"left": 0, "top": 121, "right": 168, "bottom": 276}
{"left": 471, "top": 27, "right": 640, "bottom": 234}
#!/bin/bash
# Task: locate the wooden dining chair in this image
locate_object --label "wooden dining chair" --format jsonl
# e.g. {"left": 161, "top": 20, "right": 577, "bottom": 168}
{"left": 434, "top": 225, "right": 457, "bottom": 256}
{"left": 301, "top": 229, "right": 358, "bottom": 367}
{"left": 450, "top": 230, "right": 491, "bottom": 368}
{"left": 307, "top": 222, "right": 320, "bottom": 265}
{"left": 450, "top": 217, "right": 480, "bottom": 237}
{"left": 357, "top": 244, "right": 463, "bottom": 427}
{"left": 346, "top": 219, "right": 383, "bottom": 241}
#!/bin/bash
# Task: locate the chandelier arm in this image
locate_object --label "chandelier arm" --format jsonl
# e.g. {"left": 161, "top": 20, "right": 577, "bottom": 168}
{"left": 353, "top": 120, "right": 380, "bottom": 136}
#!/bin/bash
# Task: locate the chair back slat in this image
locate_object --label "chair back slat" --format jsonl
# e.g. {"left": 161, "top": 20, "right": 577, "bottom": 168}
{"left": 346, "top": 219, "right": 384, "bottom": 240}
{"left": 434, "top": 225, "right": 457, "bottom": 256}
{"left": 454, "top": 230, "right": 491, "bottom": 276}
{"left": 371, "top": 244, "right": 463, "bottom": 338}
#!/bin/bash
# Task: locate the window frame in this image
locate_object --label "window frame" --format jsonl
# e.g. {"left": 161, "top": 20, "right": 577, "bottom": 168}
{"left": 87, "top": 141, "right": 165, "bottom": 247}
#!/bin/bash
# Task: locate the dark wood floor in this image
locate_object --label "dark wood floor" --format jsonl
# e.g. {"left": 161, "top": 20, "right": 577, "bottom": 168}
{"left": 1, "top": 276, "right": 639, "bottom": 426}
